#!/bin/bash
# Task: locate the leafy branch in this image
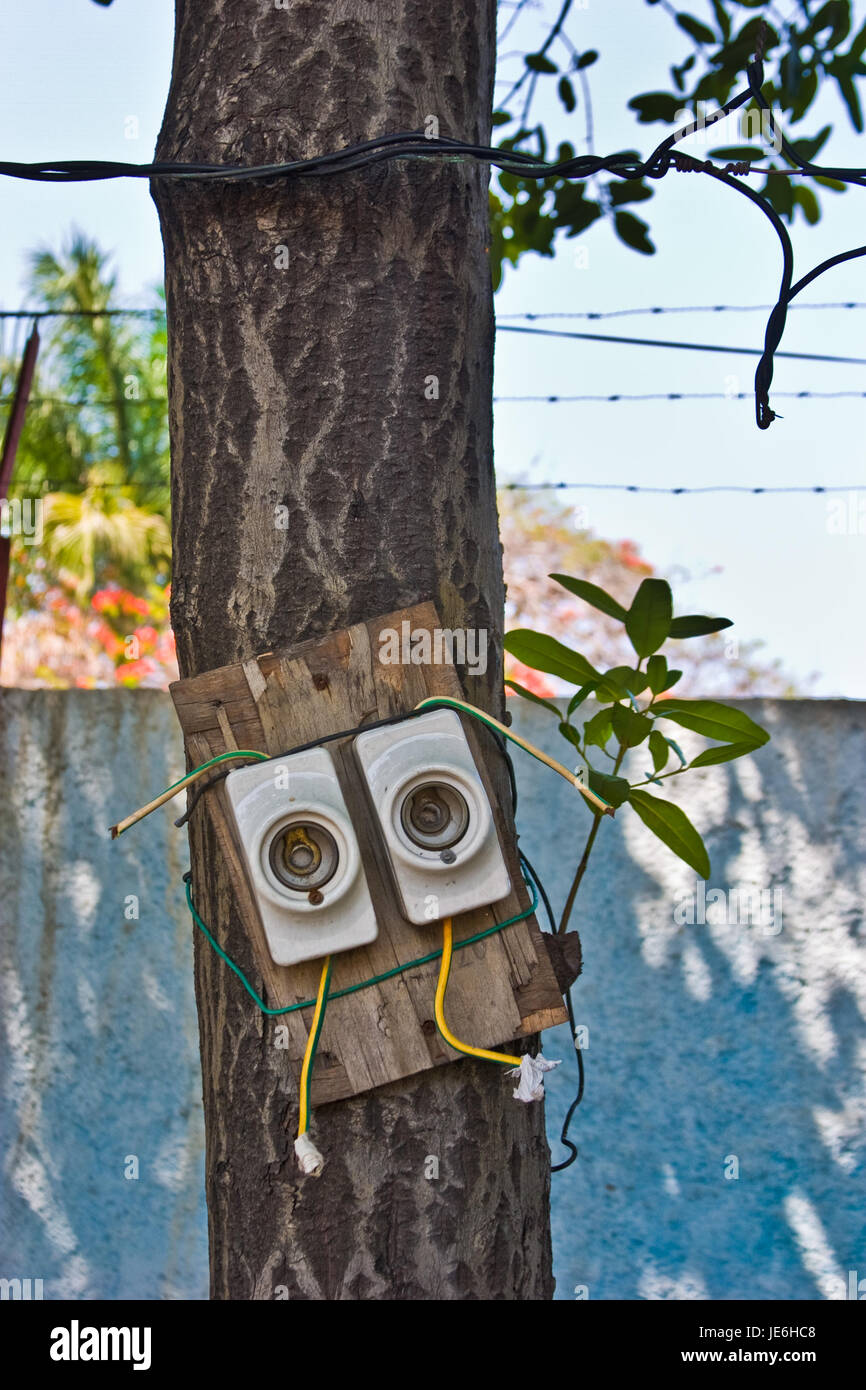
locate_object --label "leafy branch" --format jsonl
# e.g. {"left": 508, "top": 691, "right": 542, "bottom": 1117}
{"left": 491, "top": 0, "right": 866, "bottom": 285}
{"left": 504, "top": 572, "right": 770, "bottom": 931}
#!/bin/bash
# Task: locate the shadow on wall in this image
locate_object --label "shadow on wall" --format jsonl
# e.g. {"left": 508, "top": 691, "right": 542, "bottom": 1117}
{"left": 0, "top": 691, "right": 863, "bottom": 1301}
{"left": 520, "top": 700, "right": 866, "bottom": 1301}
{"left": 0, "top": 690, "right": 207, "bottom": 1301}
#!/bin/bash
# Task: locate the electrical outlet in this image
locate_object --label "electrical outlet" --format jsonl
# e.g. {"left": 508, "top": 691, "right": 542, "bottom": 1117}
{"left": 352, "top": 708, "right": 511, "bottom": 925}
{"left": 224, "top": 746, "right": 378, "bottom": 966}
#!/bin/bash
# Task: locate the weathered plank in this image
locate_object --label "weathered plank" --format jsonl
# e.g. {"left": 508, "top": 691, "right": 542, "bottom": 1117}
{"left": 170, "top": 602, "right": 567, "bottom": 1104}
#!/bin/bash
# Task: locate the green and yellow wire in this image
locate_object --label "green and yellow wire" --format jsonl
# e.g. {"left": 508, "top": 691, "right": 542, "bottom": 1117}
{"left": 110, "top": 749, "right": 270, "bottom": 838}
{"left": 434, "top": 917, "right": 522, "bottom": 1067}
{"left": 413, "top": 695, "right": 613, "bottom": 815}
{"left": 294, "top": 954, "right": 332, "bottom": 1178}
{"left": 110, "top": 694, "right": 612, "bottom": 839}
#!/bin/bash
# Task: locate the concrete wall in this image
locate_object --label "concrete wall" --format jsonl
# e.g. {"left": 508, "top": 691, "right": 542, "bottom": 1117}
{"left": 0, "top": 691, "right": 207, "bottom": 1300}
{"left": 1, "top": 691, "right": 864, "bottom": 1301}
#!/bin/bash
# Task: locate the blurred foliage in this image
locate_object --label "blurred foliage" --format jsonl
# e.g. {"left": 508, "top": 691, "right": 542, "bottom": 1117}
{"left": 491, "top": 0, "right": 866, "bottom": 286}
{"left": 1, "top": 234, "right": 174, "bottom": 687}
{"left": 499, "top": 489, "right": 806, "bottom": 696}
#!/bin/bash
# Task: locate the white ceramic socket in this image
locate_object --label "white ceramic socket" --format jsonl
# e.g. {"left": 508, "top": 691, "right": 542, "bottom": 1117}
{"left": 223, "top": 746, "right": 378, "bottom": 966}
{"left": 352, "top": 708, "right": 511, "bottom": 925}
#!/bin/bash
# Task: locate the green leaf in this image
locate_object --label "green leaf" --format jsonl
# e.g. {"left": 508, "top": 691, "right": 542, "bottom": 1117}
{"left": 671, "top": 56, "right": 696, "bottom": 92}
{"left": 666, "top": 669, "right": 683, "bottom": 690}
{"left": 835, "top": 72, "right": 863, "bottom": 131}
{"left": 576, "top": 50, "right": 598, "bottom": 69}
{"left": 708, "top": 145, "right": 766, "bottom": 161}
{"left": 491, "top": 111, "right": 512, "bottom": 127}
{"left": 614, "top": 210, "right": 655, "bottom": 254}
{"left": 558, "top": 721, "right": 583, "bottom": 752}
{"left": 549, "top": 574, "right": 627, "bottom": 621}
{"left": 504, "top": 679, "right": 561, "bottom": 718}
{"left": 525, "top": 53, "right": 558, "bottom": 74}
{"left": 676, "top": 12, "right": 717, "bottom": 44}
{"left": 794, "top": 186, "right": 820, "bottom": 225}
{"left": 588, "top": 770, "right": 631, "bottom": 808}
{"left": 689, "top": 742, "right": 759, "bottom": 768}
{"left": 595, "top": 665, "right": 648, "bottom": 701}
{"left": 850, "top": 18, "right": 866, "bottom": 59}
{"left": 711, "top": 0, "right": 731, "bottom": 41}
{"left": 558, "top": 76, "right": 577, "bottom": 113}
{"left": 646, "top": 654, "right": 668, "bottom": 695}
{"left": 625, "top": 578, "right": 673, "bottom": 658}
{"left": 628, "top": 789, "right": 711, "bottom": 878}
{"left": 628, "top": 91, "right": 684, "bottom": 123}
{"left": 567, "top": 683, "right": 597, "bottom": 716}
{"left": 612, "top": 704, "right": 653, "bottom": 748}
{"left": 504, "top": 630, "right": 599, "bottom": 686}
{"left": 668, "top": 614, "right": 733, "bottom": 637}
{"left": 649, "top": 729, "right": 670, "bottom": 773}
{"left": 653, "top": 699, "right": 770, "bottom": 747}
{"left": 789, "top": 125, "right": 832, "bottom": 164}
{"left": 583, "top": 709, "right": 613, "bottom": 749}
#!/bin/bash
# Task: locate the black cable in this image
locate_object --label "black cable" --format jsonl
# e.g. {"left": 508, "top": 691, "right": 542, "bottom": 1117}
{"left": 551, "top": 986, "right": 583, "bottom": 1173}
{"left": 517, "top": 845, "right": 582, "bottom": 1173}
{"left": 4, "top": 63, "right": 866, "bottom": 428}
{"left": 173, "top": 707, "right": 435, "bottom": 827}
{"left": 518, "top": 849, "right": 556, "bottom": 932}
{"left": 497, "top": 323, "right": 866, "bottom": 367}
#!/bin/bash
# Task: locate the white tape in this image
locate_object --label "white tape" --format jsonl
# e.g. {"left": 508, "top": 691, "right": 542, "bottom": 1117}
{"left": 506, "top": 1053, "right": 562, "bottom": 1103}
{"left": 294, "top": 1133, "right": 325, "bottom": 1177}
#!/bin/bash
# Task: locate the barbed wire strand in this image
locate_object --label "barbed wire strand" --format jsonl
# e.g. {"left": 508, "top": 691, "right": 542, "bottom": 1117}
{"left": 498, "top": 482, "right": 859, "bottom": 494}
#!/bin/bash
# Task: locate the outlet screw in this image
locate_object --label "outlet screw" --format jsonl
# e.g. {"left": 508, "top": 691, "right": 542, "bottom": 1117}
{"left": 439, "top": 848, "right": 456, "bottom": 864}
{"left": 308, "top": 889, "right": 324, "bottom": 905}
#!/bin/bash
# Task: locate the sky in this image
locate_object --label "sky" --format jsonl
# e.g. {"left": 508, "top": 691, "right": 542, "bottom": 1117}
{"left": 0, "top": 0, "right": 864, "bottom": 697}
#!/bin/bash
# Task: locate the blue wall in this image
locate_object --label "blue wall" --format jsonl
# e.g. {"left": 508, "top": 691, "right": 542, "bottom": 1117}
{"left": 1, "top": 692, "right": 863, "bottom": 1300}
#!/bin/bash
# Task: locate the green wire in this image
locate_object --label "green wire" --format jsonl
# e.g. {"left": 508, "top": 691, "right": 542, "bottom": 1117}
{"left": 184, "top": 873, "right": 539, "bottom": 1017}
{"left": 162, "top": 748, "right": 270, "bottom": 793}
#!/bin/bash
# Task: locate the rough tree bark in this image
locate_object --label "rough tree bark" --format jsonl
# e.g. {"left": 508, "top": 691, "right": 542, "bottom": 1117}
{"left": 153, "top": 0, "right": 554, "bottom": 1300}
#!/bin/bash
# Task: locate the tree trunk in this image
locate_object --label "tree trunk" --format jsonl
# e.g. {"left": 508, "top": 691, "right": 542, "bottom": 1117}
{"left": 153, "top": 0, "right": 554, "bottom": 1300}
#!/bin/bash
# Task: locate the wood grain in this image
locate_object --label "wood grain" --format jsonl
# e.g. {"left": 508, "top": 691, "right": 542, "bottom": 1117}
{"left": 170, "top": 601, "right": 567, "bottom": 1105}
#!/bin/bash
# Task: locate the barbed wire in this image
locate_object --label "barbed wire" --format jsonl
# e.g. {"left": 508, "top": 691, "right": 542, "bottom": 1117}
{"left": 497, "top": 323, "right": 866, "bottom": 365}
{"left": 498, "top": 481, "right": 860, "bottom": 494}
{"left": 11, "top": 476, "right": 855, "bottom": 496}
{"left": 493, "top": 391, "right": 866, "bottom": 404}
{"left": 3, "top": 301, "right": 864, "bottom": 324}
{"left": 497, "top": 303, "right": 866, "bottom": 321}
{"left": 0, "top": 308, "right": 163, "bottom": 320}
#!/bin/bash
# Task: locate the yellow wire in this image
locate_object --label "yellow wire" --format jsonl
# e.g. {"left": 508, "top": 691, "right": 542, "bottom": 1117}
{"left": 298, "top": 954, "right": 332, "bottom": 1137}
{"left": 413, "top": 695, "right": 613, "bottom": 816}
{"left": 434, "top": 918, "right": 522, "bottom": 1067}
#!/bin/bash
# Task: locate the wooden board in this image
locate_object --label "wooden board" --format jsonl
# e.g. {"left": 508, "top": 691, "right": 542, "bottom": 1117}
{"left": 170, "top": 602, "right": 567, "bottom": 1105}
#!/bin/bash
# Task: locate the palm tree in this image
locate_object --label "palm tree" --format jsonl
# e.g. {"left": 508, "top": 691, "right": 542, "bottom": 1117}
{"left": 3, "top": 233, "right": 171, "bottom": 603}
